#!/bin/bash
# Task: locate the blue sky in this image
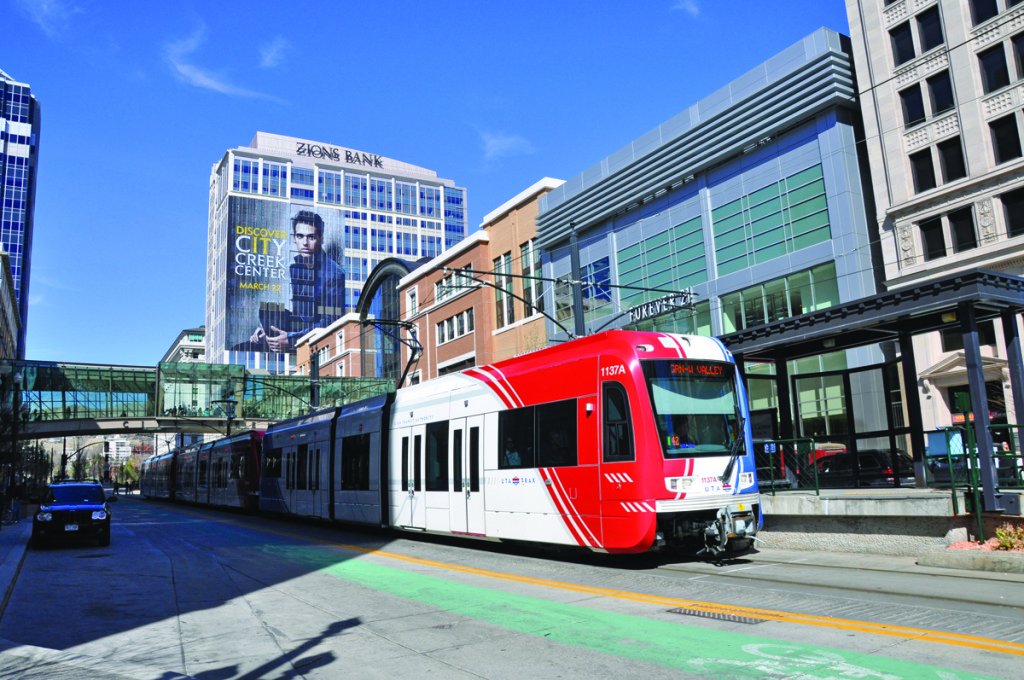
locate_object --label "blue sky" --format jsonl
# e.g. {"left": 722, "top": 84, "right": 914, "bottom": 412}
{"left": 5, "top": 0, "right": 850, "bottom": 367}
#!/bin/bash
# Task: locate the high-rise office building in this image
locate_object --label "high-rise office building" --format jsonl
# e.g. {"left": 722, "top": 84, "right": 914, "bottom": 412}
{"left": 206, "top": 132, "right": 466, "bottom": 373}
{"left": 0, "top": 69, "right": 40, "bottom": 359}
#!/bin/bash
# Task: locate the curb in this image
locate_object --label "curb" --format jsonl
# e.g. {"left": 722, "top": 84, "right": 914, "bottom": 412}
{"left": 916, "top": 550, "right": 1024, "bottom": 574}
{"left": 0, "top": 640, "right": 199, "bottom": 680}
{"left": 0, "top": 523, "right": 30, "bottom": 620}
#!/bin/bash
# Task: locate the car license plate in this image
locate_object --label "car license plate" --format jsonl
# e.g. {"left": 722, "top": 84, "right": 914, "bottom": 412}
{"left": 65, "top": 524, "right": 78, "bottom": 531}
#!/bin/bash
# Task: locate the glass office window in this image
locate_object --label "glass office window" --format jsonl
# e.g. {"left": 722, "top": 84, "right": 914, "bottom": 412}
{"left": 910, "top": 149, "right": 937, "bottom": 193}
{"left": 900, "top": 84, "right": 926, "bottom": 127}
{"left": 979, "top": 45, "right": 1010, "bottom": 93}
{"left": 920, "top": 217, "right": 947, "bottom": 261}
{"left": 949, "top": 207, "right": 978, "bottom": 253}
{"left": 991, "top": 114, "right": 1023, "bottom": 164}
{"left": 937, "top": 138, "right": 967, "bottom": 182}
{"left": 917, "top": 7, "right": 944, "bottom": 53}
{"left": 1002, "top": 187, "right": 1024, "bottom": 237}
{"left": 928, "top": 71, "right": 955, "bottom": 114}
{"left": 891, "top": 22, "right": 916, "bottom": 66}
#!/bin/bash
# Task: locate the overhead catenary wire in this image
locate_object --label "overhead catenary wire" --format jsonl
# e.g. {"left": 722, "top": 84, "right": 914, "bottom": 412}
{"left": 386, "top": 8, "right": 1024, "bottom": 340}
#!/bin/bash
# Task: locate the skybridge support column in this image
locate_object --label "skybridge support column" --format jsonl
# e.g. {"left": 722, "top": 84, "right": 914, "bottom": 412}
{"left": 961, "top": 302, "right": 1002, "bottom": 512}
{"left": 899, "top": 330, "right": 926, "bottom": 487}
{"left": 1002, "top": 310, "right": 1024, "bottom": 436}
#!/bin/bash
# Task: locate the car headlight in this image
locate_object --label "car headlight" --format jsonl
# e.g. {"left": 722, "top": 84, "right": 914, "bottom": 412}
{"left": 91, "top": 510, "right": 108, "bottom": 521}
{"left": 36, "top": 512, "right": 52, "bottom": 522}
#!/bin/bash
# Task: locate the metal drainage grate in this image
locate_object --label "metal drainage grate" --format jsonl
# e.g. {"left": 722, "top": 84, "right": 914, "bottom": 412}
{"left": 668, "top": 607, "right": 766, "bottom": 624}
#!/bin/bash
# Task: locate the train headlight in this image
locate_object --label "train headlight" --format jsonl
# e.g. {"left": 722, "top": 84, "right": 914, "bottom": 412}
{"left": 666, "top": 476, "right": 695, "bottom": 492}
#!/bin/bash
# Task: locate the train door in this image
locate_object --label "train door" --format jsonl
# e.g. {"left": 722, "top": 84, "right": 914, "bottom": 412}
{"left": 449, "top": 416, "right": 485, "bottom": 535}
{"left": 313, "top": 443, "right": 328, "bottom": 518}
{"left": 394, "top": 425, "right": 425, "bottom": 529}
{"left": 287, "top": 444, "right": 314, "bottom": 516}
{"left": 197, "top": 446, "right": 210, "bottom": 505}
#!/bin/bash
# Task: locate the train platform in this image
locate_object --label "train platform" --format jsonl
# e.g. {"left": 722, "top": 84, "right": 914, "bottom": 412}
{"left": 759, "top": 485, "right": 1024, "bottom": 561}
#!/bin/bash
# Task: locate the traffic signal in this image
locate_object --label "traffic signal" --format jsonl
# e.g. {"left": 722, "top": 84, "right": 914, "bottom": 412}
{"left": 104, "top": 441, "right": 109, "bottom": 452}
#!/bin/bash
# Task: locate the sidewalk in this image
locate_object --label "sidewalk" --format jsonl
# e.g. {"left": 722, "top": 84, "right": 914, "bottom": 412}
{"left": 748, "top": 545, "right": 1024, "bottom": 577}
{"left": 0, "top": 498, "right": 197, "bottom": 679}
{"left": 0, "top": 518, "right": 30, "bottom": 618}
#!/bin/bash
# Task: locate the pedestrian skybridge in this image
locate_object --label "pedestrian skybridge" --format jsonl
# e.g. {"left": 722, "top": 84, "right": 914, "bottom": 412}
{"left": 0, "top": 360, "right": 395, "bottom": 439}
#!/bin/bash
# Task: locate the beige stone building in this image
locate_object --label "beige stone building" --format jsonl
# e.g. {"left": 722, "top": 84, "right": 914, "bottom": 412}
{"left": 846, "top": 0, "right": 1024, "bottom": 431}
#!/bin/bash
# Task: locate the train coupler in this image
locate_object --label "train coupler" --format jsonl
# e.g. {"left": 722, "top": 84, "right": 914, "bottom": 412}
{"left": 696, "top": 505, "right": 758, "bottom": 557}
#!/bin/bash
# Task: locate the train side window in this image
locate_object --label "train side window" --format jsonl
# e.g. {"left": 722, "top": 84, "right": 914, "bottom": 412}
{"left": 286, "top": 451, "right": 294, "bottom": 490}
{"left": 198, "top": 457, "right": 208, "bottom": 485}
{"left": 453, "top": 429, "right": 463, "bottom": 492}
{"left": 265, "top": 448, "right": 282, "bottom": 478}
{"left": 401, "top": 437, "right": 410, "bottom": 491}
{"left": 426, "top": 421, "right": 449, "bottom": 491}
{"left": 469, "top": 427, "right": 480, "bottom": 492}
{"left": 296, "top": 444, "right": 308, "bottom": 491}
{"left": 342, "top": 433, "right": 371, "bottom": 490}
{"left": 499, "top": 407, "right": 535, "bottom": 469}
{"left": 536, "top": 400, "right": 577, "bottom": 468}
{"left": 414, "top": 435, "right": 422, "bottom": 492}
{"left": 603, "top": 382, "right": 634, "bottom": 462}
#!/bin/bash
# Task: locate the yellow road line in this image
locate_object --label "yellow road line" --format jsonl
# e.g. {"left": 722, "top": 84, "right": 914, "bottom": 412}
{"left": 196, "top": 509, "right": 1024, "bottom": 657}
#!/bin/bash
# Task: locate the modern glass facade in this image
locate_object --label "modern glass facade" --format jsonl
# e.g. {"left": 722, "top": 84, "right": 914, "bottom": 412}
{"left": 0, "top": 69, "right": 40, "bottom": 359}
{"left": 535, "top": 29, "right": 885, "bottom": 445}
{"left": 207, "top": 132, "right": 466, "bottom": 373}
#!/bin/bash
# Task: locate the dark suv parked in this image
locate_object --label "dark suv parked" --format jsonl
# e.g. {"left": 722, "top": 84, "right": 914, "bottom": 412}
{"left": 814, "top": 449, "right": 915, "bottom": 488}
{"left": 32, "top": 480, "right": 117, "bottom": 548}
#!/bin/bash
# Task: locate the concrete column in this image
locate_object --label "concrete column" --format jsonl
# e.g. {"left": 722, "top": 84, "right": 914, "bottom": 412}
{"left": 776, "top": 357, "right": 794, "bottom": 440}
{"left": 1001, "top": 310, "right": 1024, "bottom": 430}
{"left": 960, "top": 302, "right": 1002, "bottom": 511}
{"left": 899, "top": 330, "right": 927, "bottom": 487}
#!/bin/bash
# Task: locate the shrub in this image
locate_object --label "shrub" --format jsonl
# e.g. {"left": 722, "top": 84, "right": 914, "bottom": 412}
{"left": 994, "top": 522, "right": 1024, "bottom": 551}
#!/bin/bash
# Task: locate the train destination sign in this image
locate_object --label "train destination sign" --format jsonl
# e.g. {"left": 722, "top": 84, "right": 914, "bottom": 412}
{"left": 627, "top": 290, "right": 692, "bottom": 324}
{"left": 668, "top": 361, "right": 725, "bottom": 377}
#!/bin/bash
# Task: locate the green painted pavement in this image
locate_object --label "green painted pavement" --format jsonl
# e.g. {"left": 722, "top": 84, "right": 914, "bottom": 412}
{"left": 261, "top": 545, "right": 999, "bottom": 680}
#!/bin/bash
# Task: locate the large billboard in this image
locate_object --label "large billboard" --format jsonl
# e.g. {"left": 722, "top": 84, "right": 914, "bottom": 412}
{"left": 226, "top": 196, "right": 346, "bottom": 355}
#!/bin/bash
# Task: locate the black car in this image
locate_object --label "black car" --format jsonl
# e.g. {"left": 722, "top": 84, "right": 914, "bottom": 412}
{"left": 814, "top": 449, "right": 915, "bottom": 488}
{"left": 32, "top": 480, "right": 117, "bottom": 548}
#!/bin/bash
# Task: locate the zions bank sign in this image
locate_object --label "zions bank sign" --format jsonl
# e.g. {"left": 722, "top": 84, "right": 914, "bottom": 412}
{"left": 295, "top": 142, "right": 384, "bottom": 168}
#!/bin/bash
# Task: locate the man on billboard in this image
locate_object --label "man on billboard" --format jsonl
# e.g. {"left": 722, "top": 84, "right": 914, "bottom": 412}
{"left": 247, "top": 210, "right": 345, "bottom": 352}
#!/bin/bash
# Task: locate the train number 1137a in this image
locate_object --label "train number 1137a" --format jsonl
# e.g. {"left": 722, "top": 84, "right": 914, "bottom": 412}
{"left": 600, "top": 364, "right": 627, "bottom": 378}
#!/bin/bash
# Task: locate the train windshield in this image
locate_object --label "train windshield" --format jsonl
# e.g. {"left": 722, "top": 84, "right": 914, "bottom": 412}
{"left": 641, "top": 359, "right": 743, "bottom": 458}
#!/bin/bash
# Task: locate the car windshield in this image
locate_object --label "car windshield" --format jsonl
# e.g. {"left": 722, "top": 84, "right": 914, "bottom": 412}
{"left": 641, "top": 359, "right": 743, "bottom": 458}
{"left": 48, "top": 486, "right": 106, "bottom": 504}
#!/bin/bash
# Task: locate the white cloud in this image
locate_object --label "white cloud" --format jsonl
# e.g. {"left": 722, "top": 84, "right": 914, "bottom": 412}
{"left": 672, "top": 0, "right": 699, "bottom": 17}
{"left": 480, "top": 131, "right": 536, "bottom": 163}
{"left": 260, "top": 36, "right": 290, "bottom": 68}
{"left": 14, "top": 0, "right": 82, "bottom": 38}
{"left": 165, "top": 25, "right": 281, "bottom": 100}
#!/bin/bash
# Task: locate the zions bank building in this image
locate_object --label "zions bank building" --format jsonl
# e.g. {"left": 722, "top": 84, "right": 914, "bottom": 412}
{"left": 207, "top": 132, "right": 466, "bottom": 374}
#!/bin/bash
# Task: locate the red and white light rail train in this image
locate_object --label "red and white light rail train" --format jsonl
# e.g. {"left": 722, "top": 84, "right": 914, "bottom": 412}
{"left": 141, "top": 331, "right": 762, "bottom": 555}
